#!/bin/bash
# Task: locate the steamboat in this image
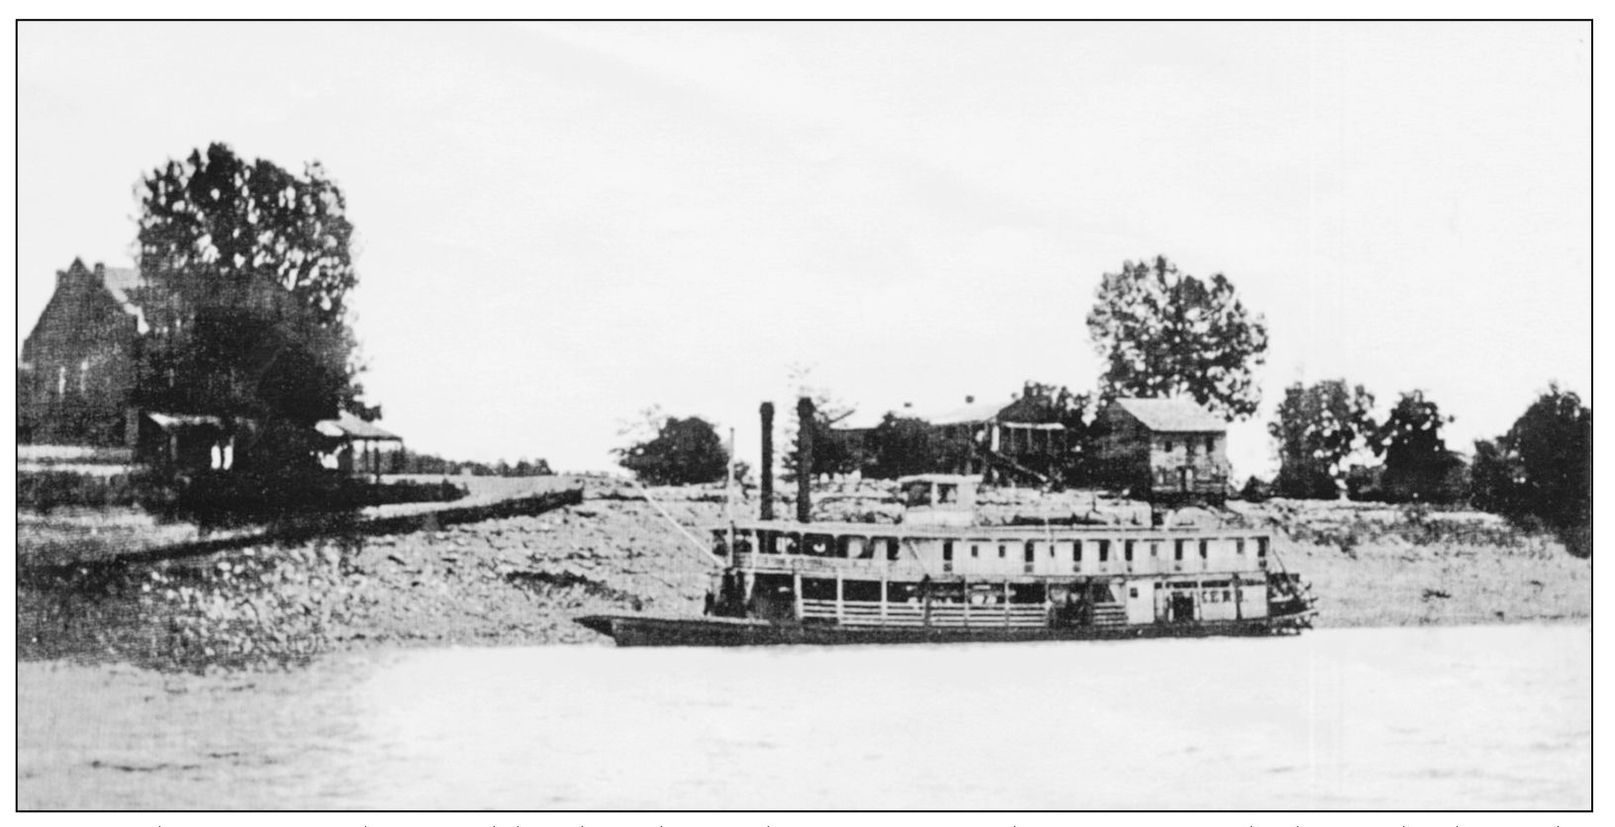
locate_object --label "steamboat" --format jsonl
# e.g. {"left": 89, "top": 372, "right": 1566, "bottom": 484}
{"left": 580, "top": 425, "right": 1316, "bottom": 647}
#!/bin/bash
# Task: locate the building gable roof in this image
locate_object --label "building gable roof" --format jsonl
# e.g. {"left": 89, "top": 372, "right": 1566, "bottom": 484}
{"left": 925, "top": 398, "right": 1011, "bottom": 426}
{"left": 1111, "top": 397, "right": 1227, "bottom": 433}
{"left": 316, "top": 411, "right": 402, "bottom": 441}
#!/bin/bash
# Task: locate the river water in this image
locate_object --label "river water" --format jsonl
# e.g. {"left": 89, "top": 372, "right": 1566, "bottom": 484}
{"left": 17, "top": 622, "right": 1590, "bottom": 810}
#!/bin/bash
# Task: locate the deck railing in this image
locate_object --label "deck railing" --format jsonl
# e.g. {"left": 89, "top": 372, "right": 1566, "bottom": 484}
{"left": 798, "top": 599, "right": 1052, "bottom": 628}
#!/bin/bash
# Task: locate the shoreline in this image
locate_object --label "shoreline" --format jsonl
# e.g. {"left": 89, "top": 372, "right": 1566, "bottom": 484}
{"left": 17, "top": 481, "right": 1591, "bottom": 671}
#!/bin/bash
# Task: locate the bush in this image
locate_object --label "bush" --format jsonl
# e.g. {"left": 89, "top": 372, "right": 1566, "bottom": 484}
{"left": 18, "top": 470, "right": 160, "bottom": 512}
{"left": 1237, "top": 476, "right": 1273, "bottom": 502}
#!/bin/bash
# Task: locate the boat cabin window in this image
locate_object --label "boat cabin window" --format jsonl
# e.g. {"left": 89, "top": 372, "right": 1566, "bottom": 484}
{"left": 998, "top": 544, "right": 1008, "bottom": 559}
{"left": 839, "top": 536, "right": 870, "bottom": 559}
{"left": 1008, "top": 583, "right": 1046, "bottom": 604}
{"left": 1097, "top": 540, "right": 1110, "bottom": 562}
{"left": 760, "top": 532, "right": 778, "bottom": 555}
{"left": 712, "top": 530, "right": 755, "bottom": 557}
{"left": 971, "top": 544, "right": 980, "bottom": 559}
{"left": 800, "top": 534, "right": 834, "bottom": 557}
{"left": 928, "top": 581, "right": 967, "bottom": 604}
{"left": 1072, "top": 540, "right": 1083, "bottom": 562}
{"left": 880, "top": 537, "right": 900, "bottom": 561}
{"left": 843, "top": 580, "right": 881, "bottom": 602}
{"left": 1124, "top": 541, "right": 1134, "bottom": 562}
{"left": 1174, "top": 540, "right": 1185, "bottom": 561}
{"left": 937, "top": 483, "right": 958, "bottom": 504}
{"left": 779, "top": 533, "right": 801, "bottom": 556}
{"left": 942, "top": 541, "right": 954, "bottom": 562}
{"left": 800, "top": 578, "right": 837, "bottom": 600}
{"left": 1256, "top": 537, "right": 1268, "bottom": 558}
{"left": 904, "top": 481, "right": 933, "bottom": 507}
{"left": 967, "top": 584, "right": 1002, "bottom": 605}
{"left": 888, "top": 582, "right": 924, "bottom": 603}
{"left": 1024, "top": 541, "right": 1036, "bottom": 562}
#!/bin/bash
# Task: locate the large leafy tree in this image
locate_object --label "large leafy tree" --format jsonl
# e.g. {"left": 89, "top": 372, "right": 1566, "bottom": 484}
{"left": 133, "top": 143, "right": 364, "bottom": 469}
{"left": 1508, "top": 385, "right": 1591, "bottom": 536}
{"left": 1472, "top": 385, "right": 1591, "bottom": 555}
{"left": 1087, "top": 256, "right": 1269, "bottom": 420}
{"left": 1371, "top": 390, "right": 1465, "bottom": 503}
{"left": 615, "top": 414, "right": 731, "bottom": 486}
{"left": 864, "top": 414, "right": 941, "bottom": 480}
{"left": 1268, "top": 380, "right": 1378, "bottom": 499}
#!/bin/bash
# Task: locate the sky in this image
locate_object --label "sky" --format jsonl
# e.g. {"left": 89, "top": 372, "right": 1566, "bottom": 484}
{"left": 15, "top": 21, "right": 1592, "bottom": 479}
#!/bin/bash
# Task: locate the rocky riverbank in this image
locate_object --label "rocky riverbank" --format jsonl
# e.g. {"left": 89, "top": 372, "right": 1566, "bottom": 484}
{"left": 16, "top": 479, "right": 1591, "bottom": 672}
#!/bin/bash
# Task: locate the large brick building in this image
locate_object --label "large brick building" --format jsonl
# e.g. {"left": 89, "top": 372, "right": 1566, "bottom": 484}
{"left": 18, "top": 257, "right": 398, "bottom": 472}
{"left": 17, "top": 259, "right": 146, "bottom": 446}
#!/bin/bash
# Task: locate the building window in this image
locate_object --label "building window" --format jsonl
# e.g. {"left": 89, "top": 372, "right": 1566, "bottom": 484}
{"left": 1174, "top": 540, "right": 1185, "bottom": 561}
{"left": 1205, "top": 436, "right": 1216, "bottom": 453}
{"left": 1200, "top": 539, "right": 1210, "bottom": 559}
{"left": 942, "top": 541, "right": 954, "bottom": 562}
{"left": 1163, "top": 439, "right": 1174, "bottom": 453}
{"left": 1097, "top": 541, "right": 1109, "bottom": 563}
{"left": 1124, "top": 541, "right": 1134, "bottom": 562}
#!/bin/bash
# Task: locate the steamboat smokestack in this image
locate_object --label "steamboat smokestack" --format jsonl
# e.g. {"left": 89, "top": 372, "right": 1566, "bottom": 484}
{"left": 796, "top": 396, "right": 814, "bottom": 523}
{"left": 759, "top": 401, "right": 775, "bottom": 520}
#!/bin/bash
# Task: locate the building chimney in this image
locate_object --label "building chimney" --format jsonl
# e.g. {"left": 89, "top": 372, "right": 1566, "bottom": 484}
{"left": 759, "top": 401, "right": 775, "bottom": 520}
{"left": 796, "top": 396, "right": 814, "bottom": 523}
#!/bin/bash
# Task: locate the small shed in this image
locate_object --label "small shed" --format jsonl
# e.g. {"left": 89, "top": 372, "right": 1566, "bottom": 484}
{"left": 139, "top": 412, "right": 233, "bottom": 471}
{"left": 316, "top": 412, "right": 403, "bottom": 481}
{"left": 1092, "top": 397, "right": 1231, "bottom": 503}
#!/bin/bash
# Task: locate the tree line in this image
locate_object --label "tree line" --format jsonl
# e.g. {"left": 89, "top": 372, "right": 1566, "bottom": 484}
{"left": 391, "top": 450, "right": 554, "bottom": 478}
{"left": 616, "top": 255, "right": 1589, "bottom": 556}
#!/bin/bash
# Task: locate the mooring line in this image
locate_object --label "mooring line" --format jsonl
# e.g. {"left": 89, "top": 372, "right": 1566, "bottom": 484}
{"left": 628, "top": 479, "right": 726, "bottom": 570}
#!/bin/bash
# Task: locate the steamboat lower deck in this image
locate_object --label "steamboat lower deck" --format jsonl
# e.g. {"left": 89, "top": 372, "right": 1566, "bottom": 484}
{"left": 577, "top": 610, "right": 1313, "bottom": 647}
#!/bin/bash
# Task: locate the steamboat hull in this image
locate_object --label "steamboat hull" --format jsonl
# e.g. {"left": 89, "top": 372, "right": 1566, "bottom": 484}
{"left": 577, "top": 611, "right": 1315, "bottom": 647}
